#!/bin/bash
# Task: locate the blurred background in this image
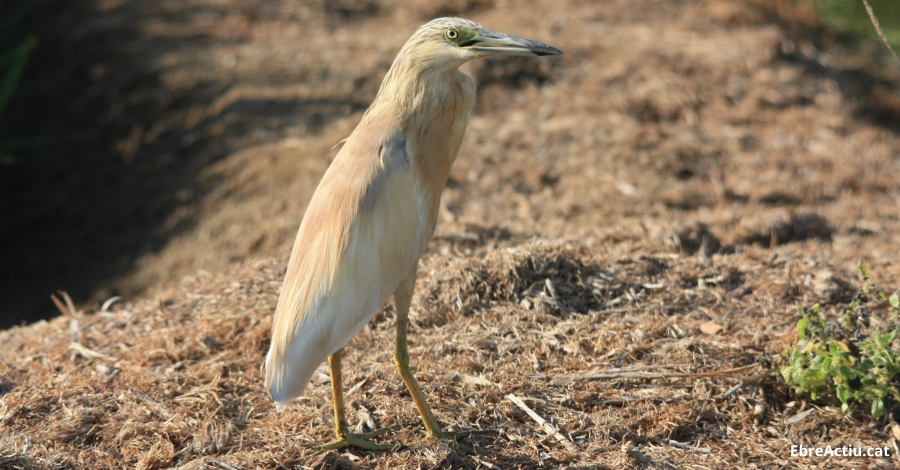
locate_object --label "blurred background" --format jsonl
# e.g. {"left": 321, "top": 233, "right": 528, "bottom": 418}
{"left": 1, "top": 0, "right": 899, "bottom": 328}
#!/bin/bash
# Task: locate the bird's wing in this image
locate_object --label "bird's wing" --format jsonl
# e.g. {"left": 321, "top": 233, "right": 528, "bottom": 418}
{"left": 265, "top": 128, "right": 426, "bottom": 405}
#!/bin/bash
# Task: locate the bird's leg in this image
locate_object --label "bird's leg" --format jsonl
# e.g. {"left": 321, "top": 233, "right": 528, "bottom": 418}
{"left": 316, "top": 348, "right": 397, "bottom": 451}
{"left": 393, "top": 271, "right": 481, "bottom": 445}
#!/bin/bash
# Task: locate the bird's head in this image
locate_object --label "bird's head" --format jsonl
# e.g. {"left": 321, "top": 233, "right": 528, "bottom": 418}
{"left": 404, "top": 18, "right": 563, "bottom": 69}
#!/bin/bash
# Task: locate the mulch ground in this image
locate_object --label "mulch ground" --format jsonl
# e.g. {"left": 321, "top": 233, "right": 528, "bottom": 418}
{"left": 2, "top": 238, "right": 899, "bottom": 468}
{"left": 2, "top": 0, "right": 900, "bottom": 468}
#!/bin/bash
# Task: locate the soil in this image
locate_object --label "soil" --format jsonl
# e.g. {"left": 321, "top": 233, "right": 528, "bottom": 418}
{"left": 2, "top": 0, "right": 900, "bottom": 468}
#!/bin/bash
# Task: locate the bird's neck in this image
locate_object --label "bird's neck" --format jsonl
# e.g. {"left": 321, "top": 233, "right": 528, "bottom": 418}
{"left": 375, "top": 53, "right": 465, "bottom": 110}
{"left": 372, "top": 56, "right": 475, "bottom": 227}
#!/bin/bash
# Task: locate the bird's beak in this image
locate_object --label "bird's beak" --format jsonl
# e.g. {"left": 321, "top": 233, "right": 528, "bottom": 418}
{"left": 464, "top": 29, "right": 563, "bottom": 57}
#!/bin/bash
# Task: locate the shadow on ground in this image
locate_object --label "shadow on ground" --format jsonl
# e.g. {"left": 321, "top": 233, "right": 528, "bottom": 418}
{"left": 0, "top": 0, "right": 365, "bottom": 327}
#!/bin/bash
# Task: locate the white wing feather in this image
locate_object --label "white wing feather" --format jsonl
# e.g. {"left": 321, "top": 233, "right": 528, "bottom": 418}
{"left": 265, "top": 132, "right": 427, "bottom": 407}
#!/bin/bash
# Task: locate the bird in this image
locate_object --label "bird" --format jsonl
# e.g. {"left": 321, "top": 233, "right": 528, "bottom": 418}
{"left": 264, "top": 17, "right": 562, "bottom": 450}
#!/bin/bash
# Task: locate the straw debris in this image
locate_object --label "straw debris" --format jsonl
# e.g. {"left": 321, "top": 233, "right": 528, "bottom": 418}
{"left": 3, "top": 0, "right": 900, "bottom": 468}
{"left": 2, "top": 240, "right": 897, "bottom": 468}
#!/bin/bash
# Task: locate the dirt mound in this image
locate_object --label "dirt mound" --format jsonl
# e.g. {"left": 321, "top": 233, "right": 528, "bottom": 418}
{"left": 1, "top": 240, "right": 895, "bottom": 469}
{"left": 3, "top": 0, "right": 900, "bottom": 467}
{"left": 4, "top": 0, "right": 900, "bottom": 329}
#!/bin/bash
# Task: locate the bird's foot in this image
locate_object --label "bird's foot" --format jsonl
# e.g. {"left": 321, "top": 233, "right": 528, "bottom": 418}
{"left": 315, "top": 425, "right": 403, "bottom": 452}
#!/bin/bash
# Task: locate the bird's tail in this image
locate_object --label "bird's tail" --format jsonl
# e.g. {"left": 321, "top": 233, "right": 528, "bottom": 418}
{"left": 264, "top": 338, "right": 326, "bottom": 410}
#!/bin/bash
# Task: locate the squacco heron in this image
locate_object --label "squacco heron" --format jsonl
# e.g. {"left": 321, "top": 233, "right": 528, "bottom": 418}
{"left": 264, "top": 17, "right": 562, "bottom": 450}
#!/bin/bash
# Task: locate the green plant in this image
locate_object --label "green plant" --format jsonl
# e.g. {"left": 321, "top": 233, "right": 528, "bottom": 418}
{"left": 0, "top": 35, "right": 35, "bottom": 116}
{"left": 816, "top": 0, "right": 900, "bottom": 53}
{"left": 779, "top": 262, "right": 900, "bottom": 417}
{"left": 0, "top": 0, "right": 37, "bottom": 117}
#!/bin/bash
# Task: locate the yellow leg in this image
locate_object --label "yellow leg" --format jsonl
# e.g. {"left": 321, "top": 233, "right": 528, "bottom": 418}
{"left": 316, "top": 348, "right": 398, "bottom": 451}
{"left": 392, "top": 271, "right": 483, "bottom": 445}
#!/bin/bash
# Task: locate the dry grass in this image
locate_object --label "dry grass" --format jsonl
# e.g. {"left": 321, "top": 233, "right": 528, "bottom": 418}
{"left": 2, "top": 238, "right": 899, "bottom": 468}
{"left": 3, "top": 0, "right": 900, "bottom": 468}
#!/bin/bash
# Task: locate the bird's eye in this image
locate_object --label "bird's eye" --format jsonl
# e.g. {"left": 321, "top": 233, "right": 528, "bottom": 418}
{"left": 445, "top": 29, "right": 458, "bottom": 40}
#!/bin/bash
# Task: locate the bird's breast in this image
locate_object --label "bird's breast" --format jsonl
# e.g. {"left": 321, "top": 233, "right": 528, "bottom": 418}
{"left": 407, "top": 70, "right": 475, "bottom": 228}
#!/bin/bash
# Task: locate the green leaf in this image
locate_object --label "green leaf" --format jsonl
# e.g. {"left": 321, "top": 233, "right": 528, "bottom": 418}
{"left": 831, "top": 339, "right": 850, "bottom": 352}
{"left": 891, "top": 293, "right": 900, "bottom": 309}
{"left": 858, "top": 359, "right": 874, "bottom": 373}
{"left": 890, "top": 386, "right": 900, "bottom": 402}
{"left": 0, "top": 36, "right": 36, "bottom": 116}
{"left": 780, "top": 366, "right": 793, "bottom": 384}
{"left": 872, "top": 397, "right": 885, "bottom": 417}
{"left": 858, "top": 260, "right": 869, "bottom": 280}
{"left": 793, "top": 367, "right": 809, "bottom": 387}
{"left": 796, "top": 317, "right": 808, "bottom": 337}
{"left": 807, "top": 368, "right": 828, "bottom": 384}
{"left": 838, "top": 365, "right": 855, "bottom": 380}
{"left": 836, "top": 385, "right": 850, "bottom": 404}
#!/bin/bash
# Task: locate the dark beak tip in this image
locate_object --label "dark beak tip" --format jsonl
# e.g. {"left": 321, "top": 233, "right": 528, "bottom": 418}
{"left": 535, "top": 47, "right": 564, "bottom": 56}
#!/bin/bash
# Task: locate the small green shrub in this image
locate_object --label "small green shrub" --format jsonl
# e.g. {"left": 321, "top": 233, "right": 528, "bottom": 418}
{"left": 0, "top": 35, "right": 36, "bottom": 117}
{"left": 0, "top": 0, "right": 38, "bottom": 118}
{"left": 779, "top": 262, "right": 900, "bottom": 417}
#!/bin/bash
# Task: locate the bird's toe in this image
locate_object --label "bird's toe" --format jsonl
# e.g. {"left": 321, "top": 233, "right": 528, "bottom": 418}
{"left": 314, "top": 433, "right": 399, "bottom": 452}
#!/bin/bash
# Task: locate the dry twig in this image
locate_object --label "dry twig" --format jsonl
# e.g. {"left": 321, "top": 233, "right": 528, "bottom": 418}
{"left": 668, "top": 440, "right": 711, "bottom": 453}
{"left": 862, "top": 0, "right": 900, "bottom": 64}
{"left": 506, "top": 394, "right": 578, "bottom": 453}
{"left": 623, "top": 444, "right": 651, "bottom": 463}
{"left": 473, "top": 457, "right": 501, "bottom": 470}
{"left": 535, "top": 364, "right": 757, "bottom": 383}
{"left": 208, "top": 459, "right": 251, "bottom": 470}
{"left": 716, "top": 367, "right": 767, "bottom": 401}
{"left": 783, "top": 408, "right": 815, "bottom": 426}
{"left": 51, "top": 291, "right": 77, "bottom": 317}
{"left": 68, "top": 342, "right": 113, "bottom": 361}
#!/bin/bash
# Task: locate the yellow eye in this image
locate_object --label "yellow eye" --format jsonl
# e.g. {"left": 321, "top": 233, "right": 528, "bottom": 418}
{"left": 445, "top": 29, "right": 458, "bottom": 40}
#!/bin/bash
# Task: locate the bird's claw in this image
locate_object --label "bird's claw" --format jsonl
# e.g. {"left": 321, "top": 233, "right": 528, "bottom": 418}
{"left": 313, "top": 424, "right": 493, "bottom": 453}
{"left": 315, "top": 433, "right": 398, "bottom": 452}
{"left": 315, "top": 424, "right": 405, "bottom": 452}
